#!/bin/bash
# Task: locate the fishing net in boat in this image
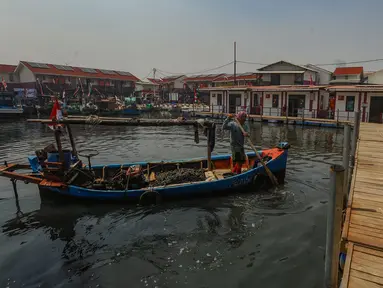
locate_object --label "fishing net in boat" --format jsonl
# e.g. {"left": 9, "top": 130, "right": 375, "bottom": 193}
{"left": 151, "top": 168, "right": 206, "bottom": 187}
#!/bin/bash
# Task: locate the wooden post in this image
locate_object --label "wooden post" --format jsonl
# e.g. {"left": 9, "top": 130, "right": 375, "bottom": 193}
{"left": 54, "top": 129, "right": 65, "bottom": 165}
{"left": 66, "top": 124, "right": 77, "bottom": 157}
{"left": 325, "top": 164, "right": 345, "bottom": 288}
{"left": 349, "top": 111, "right": 361, "bottom": 193}
{"left": 343, "top": 124, "right": 351, "bottom": 196}
{"left": 207, "top": 128, "right": 212, "bottom": 171}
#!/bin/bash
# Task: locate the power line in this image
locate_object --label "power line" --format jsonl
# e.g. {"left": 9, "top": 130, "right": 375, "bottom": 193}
{"left": 238, "top": 58, "right": 383, "bottom": 67}
{"left": 141, "top": 69, "right": 154, "bottom": 80}
{"left": 237, "top": 60, "right": 269, "bottom": 66}
{"left": 314, "top": 58, "right": 383, "bottom": 66}
{"left": 156, "top": 61, "right": 234, "bottom": 76}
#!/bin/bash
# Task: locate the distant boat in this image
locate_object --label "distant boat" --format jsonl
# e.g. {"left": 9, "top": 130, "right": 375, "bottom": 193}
{"left": 0, "top": 92, "right": 23, "bottom": 118}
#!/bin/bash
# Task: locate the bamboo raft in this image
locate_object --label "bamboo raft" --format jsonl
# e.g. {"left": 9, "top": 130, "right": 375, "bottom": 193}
{"left": 341, "top": 123, "right": 383, "bottom": 288}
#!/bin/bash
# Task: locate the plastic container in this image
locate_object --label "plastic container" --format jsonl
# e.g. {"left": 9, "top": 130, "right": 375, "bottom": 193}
{"left": 47, "top": 150, "right": 72, "bottom": 170}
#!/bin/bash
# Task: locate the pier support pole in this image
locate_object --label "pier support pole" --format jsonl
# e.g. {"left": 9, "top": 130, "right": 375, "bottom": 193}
{"left": 350, "top": 111, "right": 361, "bottom": 168}
{"left": 343, "top": 124, "right": 351, "bottom": 196}
{"left": 349, "top": 111, "right": 361, "bottom": 194}
{"left": 207, "top": 128, "right": 212, "bottom": 171}
{"left": 325, "top": 165, "right": 345, "bottom": 288}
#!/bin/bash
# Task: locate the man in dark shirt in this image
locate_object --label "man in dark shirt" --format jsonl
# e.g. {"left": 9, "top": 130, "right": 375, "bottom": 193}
{"left": 222, "top": 111, "right": 248, "bottom": 174}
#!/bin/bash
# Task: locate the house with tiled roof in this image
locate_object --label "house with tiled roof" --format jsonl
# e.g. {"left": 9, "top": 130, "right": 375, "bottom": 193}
{"left": 330, "top": 67, "right": 364, "bottom": 85}
{"left": 14, "top": 61, "right": 140, "bottom": 96}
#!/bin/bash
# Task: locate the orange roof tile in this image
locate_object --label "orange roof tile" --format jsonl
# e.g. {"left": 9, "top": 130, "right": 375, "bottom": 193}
{"left": 333, "top": 67, "right": 363, "bottom": 76}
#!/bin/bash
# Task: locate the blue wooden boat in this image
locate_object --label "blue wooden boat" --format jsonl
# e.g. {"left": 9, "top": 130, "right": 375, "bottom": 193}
{"left": 0, "top": 143, "right": 289, "bottom": 203}
{"left": 0, "top": 117, "right": 289, "bottom": 204}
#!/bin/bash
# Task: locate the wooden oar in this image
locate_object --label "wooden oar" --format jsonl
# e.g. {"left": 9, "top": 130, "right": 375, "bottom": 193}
{"left": 234, "top": 118, "right": 279, "bottom": 186}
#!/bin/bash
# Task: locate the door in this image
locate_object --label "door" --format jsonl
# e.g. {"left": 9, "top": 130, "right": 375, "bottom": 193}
{"left": 288, "top": 95, "right": 305, "bottom": 117}
{"left": 229, "top": 94, "right": 241, "bottom": 113}
{"left": 369, "top": 96, "right": 383, "bottom": 123}
{"left": 251, "top": 93, "right": 260, "bottom": 114}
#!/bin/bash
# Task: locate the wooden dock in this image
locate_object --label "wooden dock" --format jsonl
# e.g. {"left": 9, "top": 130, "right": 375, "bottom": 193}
{"left": 341, "top": 123, "right": 383, "bottom": 287}
{"left": 193, "top": 111, "right": 352, "bottom": 126}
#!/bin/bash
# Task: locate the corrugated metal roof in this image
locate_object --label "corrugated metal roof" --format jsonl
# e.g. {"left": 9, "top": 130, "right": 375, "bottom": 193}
{"left": 19, "top": 61, "right": 139, "bottom": 81}
{"left": 0, "top": 64, "right": 17, "bottom": 73}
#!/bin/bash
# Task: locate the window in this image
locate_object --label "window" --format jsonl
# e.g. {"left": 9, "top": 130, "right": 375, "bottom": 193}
{"left": 294, "top": 74, "right": 303, "bottom": 84}
{"left": 272, "top": 94, "right": 279, "bottom": 108}
{"left": 9, "top": 74, "right": 14, "bottom": 82}
{"left": 346, "top": 96, "right": 355, "bottom": 112}
{"left": 217, "top": 94, "right": 222, "bottom": 105}
{"left": 345, "top": 75, "right": 349, "bottom": 80}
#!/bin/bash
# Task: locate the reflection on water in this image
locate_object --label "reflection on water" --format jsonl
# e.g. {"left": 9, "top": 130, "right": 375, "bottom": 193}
{"left": 0, "top": 119, "right": 343, "bottom": 288}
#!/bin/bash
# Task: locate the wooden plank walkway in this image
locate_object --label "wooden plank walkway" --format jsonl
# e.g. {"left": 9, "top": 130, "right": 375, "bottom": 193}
{"left": 341, "top": 123, "right": 383, "bottom": 287}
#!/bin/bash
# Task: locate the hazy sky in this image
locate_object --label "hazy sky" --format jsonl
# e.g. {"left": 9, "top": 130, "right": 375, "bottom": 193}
{"left": 2, "top": 0, "right": 383, "bottom": 79}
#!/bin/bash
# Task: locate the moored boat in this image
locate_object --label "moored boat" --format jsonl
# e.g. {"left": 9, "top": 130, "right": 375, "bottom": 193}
{"left": 0, "top": 91, "right": 23, "bottom": 118}
{"left": 0, "top": 117, "right": 289, "bottom": 203}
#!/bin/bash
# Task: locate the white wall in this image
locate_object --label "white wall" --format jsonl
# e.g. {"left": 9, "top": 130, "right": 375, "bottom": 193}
{"left": 367, "top": 71, "right": 383, "bottom": 84}
{"left": 173, "top": 76, "right": 186, "bottom": 89}
{"left": 210, "top": 92, "right": 224, "bottom": 112}
{"left": 18, "top": 65, "right": 36, "bottom": 82}
{"left": 334, "top": 92, "right": 360, "bottom": 122}
{"left": 334, "top": 74, "right": 360, "bottom": 81}
{"left": 263, "top": 92, "right": 282, "bottom": 116}
{"left": 304, "top": 65, "right": 332, "bottom": 85}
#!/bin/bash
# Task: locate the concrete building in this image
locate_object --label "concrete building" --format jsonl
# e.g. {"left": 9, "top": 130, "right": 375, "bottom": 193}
{"left": 204, "top": 85, "right": 329, "bottom": 118}
{"left": 330, "top": 67, "right": 364, "bottom": 85}
{"left": 203, "top": 84, "right": 383, "bottom": 123}
{"left": 14, "top": 61, "right": 139, "bottom": 96}
{"left": 327, "top": 85, "right": 383, "bottom": 123}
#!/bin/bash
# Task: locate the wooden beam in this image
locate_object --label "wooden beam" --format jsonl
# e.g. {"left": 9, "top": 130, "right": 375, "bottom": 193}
{"left": 54, "top": 129, "right": 65, "bottom": 165}
{"left": 27, "top": 117, "right": 212, "bottom": 127}
{"left": 66, "top": 124, "right": 77, "bottom": 157}
{"left": 0, "top": 170, "right": 42, "bottom": 184}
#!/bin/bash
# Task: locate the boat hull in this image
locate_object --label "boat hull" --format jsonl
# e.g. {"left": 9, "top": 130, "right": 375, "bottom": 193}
{"left": 38, "top": 148, "right": 288, "bottom": 202}
{"left": 0, "top": 108, "right": 24, "bottom": 118}
{"left": 123, "top": 108, "right": 141, "bottom": 116}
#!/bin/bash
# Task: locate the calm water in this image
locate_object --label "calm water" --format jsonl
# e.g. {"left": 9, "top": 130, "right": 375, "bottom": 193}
{"left": 0, "top": 119, "right": 344, "bottom": 288}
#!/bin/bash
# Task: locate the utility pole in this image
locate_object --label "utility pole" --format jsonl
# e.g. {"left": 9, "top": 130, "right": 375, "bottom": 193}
{"left": 153, "top": 68, "right": 157, "bottom": 101}
{"left": 234, "top": 41, "right": 237, "bottom": 86}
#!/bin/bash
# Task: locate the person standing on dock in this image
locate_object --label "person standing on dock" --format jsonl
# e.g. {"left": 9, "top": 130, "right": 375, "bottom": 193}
{"left": 222, "top": 111, "right": 248, "bottom": 174}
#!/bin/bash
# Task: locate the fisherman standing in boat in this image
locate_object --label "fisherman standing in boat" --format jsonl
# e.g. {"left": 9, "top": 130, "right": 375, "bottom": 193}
{"left": 222, "top": 111, "right": 248, "bottom": 174}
